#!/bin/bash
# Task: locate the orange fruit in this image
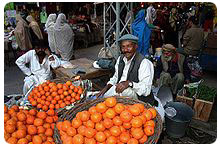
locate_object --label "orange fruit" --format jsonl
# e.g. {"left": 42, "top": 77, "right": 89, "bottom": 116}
{"left": 120, "top": 110, "right": 132, "bottom": 122}
{"left": 148, "top": 108, "right": 157, "bottom": 119}
{"left": 27, "top": 125, "right": 37, "bottom": 135}
{"left": 71, "top": 118, "right": 82, "bottom": 129}
{"left": 77, "top": 125, "right": 87, "bottom": 136}
{"left": 95, "top": 132, "right": 106, "bottom": 143}
{"left": 90, "top": 112, "right": 102, "bottom": 123}
{"left": 131, "top": 117, "right": 143, "bottom": 128}
{"left": 7, "top": 137, "right": 17, "bottom": 144}
{"left": 75, "top": 94, "right": 80, "bottom": 100}
{"left": 85, "top": 128, "right": 96, "bottom": 138}
{"left": 61, "top": 120, "right": 71, "bottom": 131}
{"left": 33, "top": 135, "right": 43, "bottom": 144}
{"left": 103, "top": 118, "right": 113, "bottom": 129}
{"left": 66, "top": 127, "right": 76, "bottom": 137}
{"left": 113, "top": 116, "right": 123, "bottom": 126}
{"left": 37, "top": 126, "right": 46, "bottom": 134}
{"left": 106, "top": 136, "right": 117, "bottom": 144}
{"left": 42, "top": 105, "right": 49, "bottom": 111}
{"left": 45, "top": 116, "right": 54, "bottom": 124}
{"left": 105, "top": 97, "right": 117, "bottom": 107}
{"left": 34, "top": 118, "right": 44, "bottom": 126}
{"left": 131, "top": 128, "right": 144, "bottom": 140}
{"left": 88, "top": 106, "right": 97, "bottom": 114}
{"left": 17, "top": 138, "right": 28, "bottom": 144}
{"left": 85, "top": 120, "right": 95, "bottom": 129}
{"left": 142, "top": 110, "right": 153, "bottom": 121}
{"left": 56, "top": 122, "right": 63, "bottom": 130}
{"left": 109, "top": 126, "right": 121, "bottom": 137}
{"left": 139, "top": 135, "right": 148, "bottom": 144}
{"left": 96, "top": 102, "right": 107, "bottom": 113}
{"left": 114, "top": 103, "right": 125, "bottom": 114}
{"left": 45, "top": 128, "right": 53, "bottom": 137}
{"left": 11, "top": 105, "right": 19, "bottom": 112}
{"left": 127, "top": 138, "right": 139, "bottom": 144}
{"left": 5, "top": 124, "right": 16, "bottom": 133}
{"left": 129, "top": 105, "right": 141, "bottom": 116}
{"left": 84, "top": 138, "right": 96, "bottom": 144}
{"left": 17, "top": 112, "right": 27, "bottom": 121}
{"left": 104, "top": 130, "right": 111, "bottom": 138}
{"left": 95, "top": 122, "right": 105, "bottom": 132}
{"left": 4, "top": 113, "right": 11, "bottom": 123}
{"left": 119, "top": 132, "right": 131, "bottom": 143}
{"left": 57, "top": 83, "right": 63, "bottom": 89}
{"left": 47, "top": 109, "right": 55, "bottom": 116}
{"left": 144, "top": 126, "right": 154, "bottom": 136}
{"left": 66, "top": 81, "right": 72, "bottom": 86}
{"left": 144, "top": 120, "right": 155, "bottom": 128}
{"left": 4, "top": 104, "right": 8, "bottom": 113}
{"left": 105, "top": 108, "right": 116, "bottom": 119}
{"left": 72, "top": 134, "right": 84, "bottom": 144}
{"left": 79, "top": 111, "right": 90, "bottom": 122}
{"left": 37, "top": 111, "right": 47, "bottom": 119}
{"left": 16, "top": 129, "right": 27, "bottom": 139}
{"left": 123, "top": 122, "right": 131, "bottom": 129}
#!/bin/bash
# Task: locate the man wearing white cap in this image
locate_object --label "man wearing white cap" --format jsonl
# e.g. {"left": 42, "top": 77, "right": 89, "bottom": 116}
{"left": 155, "top": 44, "right": 191, "bottom": 95}
{"left": 97, "top": 34, "right": 154, "bottom": 103}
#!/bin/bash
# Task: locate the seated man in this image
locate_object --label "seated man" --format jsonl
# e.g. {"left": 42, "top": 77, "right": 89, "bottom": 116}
{"left": 97, "top": 34, "right": 154, "bottom": 103}
{"left": 155, "top": 44, "right": 191, "bottom": 96}
{"left": 16, "top": 44, "right": 61, "bottom": 95}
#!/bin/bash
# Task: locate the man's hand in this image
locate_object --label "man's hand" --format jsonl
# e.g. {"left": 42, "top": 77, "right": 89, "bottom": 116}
{"left": 115, "top": 81, "right": 130, "bottom": 94}
{"left": 45, "top": 48, "right": 55, "bottom": 61}
{"left": 45, "top": 48, "right": 51, "bottom": 56}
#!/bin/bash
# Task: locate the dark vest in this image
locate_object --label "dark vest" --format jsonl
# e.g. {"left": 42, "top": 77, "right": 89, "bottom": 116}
{"left": 117, "top": 52, "right": 145, "bottom": 83}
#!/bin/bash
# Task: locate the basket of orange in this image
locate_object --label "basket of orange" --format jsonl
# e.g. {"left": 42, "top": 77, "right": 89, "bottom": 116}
{"left": 53, "top": 97, "right": 163, "bottom": 144}
{"left": 4, "top": 104, "right": 59, "bottom": 144}
{"left": 27, "top": 80, "right": 85, "bottom": 112}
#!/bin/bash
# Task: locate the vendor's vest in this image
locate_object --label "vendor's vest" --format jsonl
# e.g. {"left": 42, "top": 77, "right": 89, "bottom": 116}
{"left": 117, "top": 52, "right": 144, "bottom": 83}
{"left": 161, "top": 53, "right": 185, "bottom": 73}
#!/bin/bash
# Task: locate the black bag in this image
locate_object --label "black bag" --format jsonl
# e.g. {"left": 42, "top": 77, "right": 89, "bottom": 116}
{"left": 97, "top": 58, "right": 116, "bottom": 69}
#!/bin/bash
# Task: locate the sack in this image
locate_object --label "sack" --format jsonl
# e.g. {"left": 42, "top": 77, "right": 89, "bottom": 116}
{"left": 98, "top": 47, "right": 113, "bottom": 58}
{"left": 97, "top": 58, "right": 116, "bottom": 69}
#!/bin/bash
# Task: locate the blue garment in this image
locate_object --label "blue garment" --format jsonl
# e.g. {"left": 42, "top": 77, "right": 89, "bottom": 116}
{"left": 131, "top": 9, "right": 151, "bottom": 56}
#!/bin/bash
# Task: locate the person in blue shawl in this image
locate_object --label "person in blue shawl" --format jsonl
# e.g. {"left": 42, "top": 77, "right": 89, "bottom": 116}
{"left": 131, "top": 9, "right": 151, "bottom": 56}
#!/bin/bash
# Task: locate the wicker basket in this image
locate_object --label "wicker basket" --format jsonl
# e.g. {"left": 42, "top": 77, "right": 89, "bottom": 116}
{"left": 54, "top": 97, "right": 163, "bottom": 144}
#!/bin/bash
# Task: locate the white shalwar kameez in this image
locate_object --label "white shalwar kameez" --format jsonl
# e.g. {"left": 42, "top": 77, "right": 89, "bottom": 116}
{"left": 104, "top": 55, "right": 154, "bottom": 99}
{"left": 15, "top": 50, "right": 61, "bottom": 95}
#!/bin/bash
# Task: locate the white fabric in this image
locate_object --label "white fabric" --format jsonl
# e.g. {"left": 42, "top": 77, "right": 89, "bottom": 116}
{"left": 15, "top": 50, "right": 61, "bottom": 95}
{"left": 145, "top": 6, "right": 156, "bottom": 24}
{"left": 107, "top": 55, "right": 154, "bottom": 97}
{"left": 54, "top": 13, "right": 74, "bottom": 61}
{"left": 45, "top": 14, "right": 57, "bottom": 53}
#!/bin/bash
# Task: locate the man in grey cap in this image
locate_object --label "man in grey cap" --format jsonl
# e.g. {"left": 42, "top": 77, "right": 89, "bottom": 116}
{"left": 155, "top": 44, "right": 191, "bottom": 96}
{"left": 97, "top": 34, "right": 154, "bottom": 103}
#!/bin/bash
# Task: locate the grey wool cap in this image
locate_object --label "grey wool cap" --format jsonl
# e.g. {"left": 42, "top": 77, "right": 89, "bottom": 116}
{"left": 118, "top": 34, "right": 139, "bottom": 44}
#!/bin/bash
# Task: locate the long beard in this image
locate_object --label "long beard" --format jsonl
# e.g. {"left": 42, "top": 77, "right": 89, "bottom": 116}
{"left": 164, "top": 56, "right": 173, "bottom": 61}
{"left": 37, "top": 51, "right": 46, "bottom": 57}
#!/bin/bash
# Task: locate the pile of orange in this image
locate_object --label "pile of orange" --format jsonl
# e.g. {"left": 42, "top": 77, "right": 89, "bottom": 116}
{"left": 56, "top": 97, "right": 157, "bottom": 144}
{"left": 4, "top": 104, "right": 58, "bottom": 144}
{"left": 28, "top": 80, "right": 83, "bottom": 110}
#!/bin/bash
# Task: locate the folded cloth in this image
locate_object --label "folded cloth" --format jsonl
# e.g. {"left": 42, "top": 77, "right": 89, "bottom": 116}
{"left": 72, "top": 67, "right": 86, "bottom": 75}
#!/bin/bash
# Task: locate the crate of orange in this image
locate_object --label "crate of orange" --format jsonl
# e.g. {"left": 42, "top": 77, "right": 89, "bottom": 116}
{"left": 27, "top": 79, "right": 86, "bottom": 112}
{"left": 53, "top": 97, "right": 163, "bottom": 144}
